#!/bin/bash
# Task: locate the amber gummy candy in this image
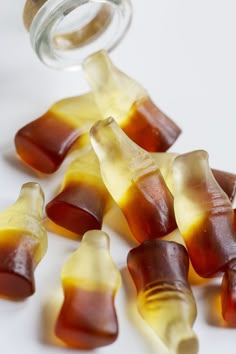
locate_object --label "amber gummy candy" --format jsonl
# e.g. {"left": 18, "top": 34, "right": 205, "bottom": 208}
{"left": 152, "top": 152, "right": 236, "bottom": 202}
{"left": 55, "top": 230, "right": 121, "bottom": 349}
{"left": 173, "top": 150, "right": 236, "bottom": 277}
{"left": 83, "top": 50, "right": 181, "bottom": 152}
{"left": 90, "top": 117, "right": 177, "bottom": 243}
{"left": 173, "top": 150, "right": 236, "bottom": 324}
{"left": 0, "top": 182, "right": 47, "bottom": 298}
{"left": 127, "top": 239, "right": 198, "bottom": 354}
{"left": 46, "top": 148, "right": 111, "bottom": 236}
{"left": 14, "top": 93, "right": 102, "bottom": 173}
{"left": 211, "top": 168, "right": 236, "bottom": 203}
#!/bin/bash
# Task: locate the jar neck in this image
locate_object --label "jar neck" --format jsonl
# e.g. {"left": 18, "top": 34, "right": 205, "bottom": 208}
{"left": 23, "top": 0, "right": 132, "bottom": 70}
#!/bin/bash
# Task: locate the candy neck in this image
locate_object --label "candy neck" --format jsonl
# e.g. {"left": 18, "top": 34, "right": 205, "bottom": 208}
{"left": 15, "top": 183, "right": 44, "bottom": 219}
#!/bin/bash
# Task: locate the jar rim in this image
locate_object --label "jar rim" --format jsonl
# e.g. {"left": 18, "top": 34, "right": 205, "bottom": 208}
{"left": 27, "top": 0, "right": 132, "bottom": 70}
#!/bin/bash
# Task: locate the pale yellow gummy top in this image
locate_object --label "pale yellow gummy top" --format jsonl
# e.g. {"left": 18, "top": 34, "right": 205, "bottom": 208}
{"left": 90, "top": 117, "right": 160, "bottom": 201}
{"left": 61, "top": 230, "right": 122, "bottom": 292}
{"left": 83, "top": 50, "right": 147, "bottom": 123}
{"left": 0, "top": 182, "right": 48, "bottom": 263}
{"left": 173, "top": 150, "right": 232, "bottom": 234}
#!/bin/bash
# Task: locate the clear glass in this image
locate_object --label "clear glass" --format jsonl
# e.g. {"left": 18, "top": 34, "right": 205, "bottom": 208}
{"left": 24, "top": 0, "right": 132, "bottom": 70}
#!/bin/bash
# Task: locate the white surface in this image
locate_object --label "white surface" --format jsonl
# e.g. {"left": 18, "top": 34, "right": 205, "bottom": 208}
{"left": 0, "top": 1, "right": 236, "bottom": 353}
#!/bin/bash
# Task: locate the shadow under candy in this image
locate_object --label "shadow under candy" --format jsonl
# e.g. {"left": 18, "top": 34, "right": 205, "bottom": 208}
{"left": 2, "top": 149, "right": 39, "bottom": 179}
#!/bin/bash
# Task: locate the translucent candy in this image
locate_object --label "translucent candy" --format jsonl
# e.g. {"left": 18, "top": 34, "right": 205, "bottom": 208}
{"left": 221, "top": 261, "right": 236, "bottom": 325}
{"left": 152, "top": 152, "right": 236, "bottom": 202}
{"left": 211, "top": 168, "right": 236, "bottom": 203}
{"left": 151, "top": 152, "right": 178, "bottom": 193}
{"left": 55, "top": 230, "right": 121, "bottom": 349}
{"left": 0, "top": 182, "right": 47, "bottom": 298}
{"left": 163, "top": 229, "right": 208, "bottom": 286}
{"left": 173, "top": 150, "right": 236, "bottom": 325}
{"left": 127, "top": 239, "right": 198, "bottom": 354}
{"left": 14, "top": 93, "right": 102, "bottom": 174}
{"left": 90, "top": 117, "right": 177, "bottom": 243}
{"left": 46, "top": 148, "right": 111, "bottom": 236}
{"left": 173, "top": 150, "right": 236, "bottom": 276}
{"left": 83, "top": 50, "right": 181, "bottom": 152}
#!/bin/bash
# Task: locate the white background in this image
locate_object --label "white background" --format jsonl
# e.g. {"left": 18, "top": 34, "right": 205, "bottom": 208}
{"left": 0, "top": 1, "right": 236, "bottom": 353}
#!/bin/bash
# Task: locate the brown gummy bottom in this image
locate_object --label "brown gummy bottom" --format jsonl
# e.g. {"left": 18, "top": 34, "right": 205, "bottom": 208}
{"left": 221, "top": 267, "right": 236, "bottom": 325}
{"left": 55, "top": 286, "right": 118, "bottom": 349}
{"left": 185, "top": 213, "right": 236, "bottom": 277}
{"left": 14, "top": 112, "right": 81, "bottom": 174}
{"left": 46, "top": 184, "right": 107, "bottom": 236}
{"left": 0, "top": 272, "right": 34, "bottom": 299}
{"left": 0, "top": 236, "right": 37, "bottom": 298}
{"left": 15, "top": 134, "right": 57, "bottom": 174}
{"left": 122, "top": 97, "right": 181, "bottom": 152}
{"left": 120, "top": 174, "right": 177, "bottom": 242}
{"left": 212, "top": 169, "right": 236, "bottom": 203}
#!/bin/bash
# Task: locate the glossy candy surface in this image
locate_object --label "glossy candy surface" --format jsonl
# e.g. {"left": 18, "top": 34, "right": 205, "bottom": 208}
{"left": 151, "top": 152, "right": 178, "bottom": 193}
{"left": 90, "top": 117, "right": 177, "bottom": 243}
{"left": 46, "top": 148, "right": 111, "bottom": 236}
{"left": 211, "top": 169, "right": 236, "bottom": 203}
{"left": 14, "top": 93, "right": 102, "bottom": 173}
{"left": 152, "top": 152, "right": 236, "bottom": 202}
{"left": 173, "top": 150, "right": 236, "bottom": 325}
{"left": 55, "top": 230, "right": 121, "bottom": 349}
{"left": 221, "top": 261, "right": 236, "bottom": 325}
{"left": 83, "top": 50, "right": 181, "bottom": 152}
{"left": 127, "top": 239, "right": 198, "bottom": 354}
{"left": 0, "top": 182, "right": 47, "bottom": 298}
{"left": 173, "top": 150, "right": 236, "bottom": 277}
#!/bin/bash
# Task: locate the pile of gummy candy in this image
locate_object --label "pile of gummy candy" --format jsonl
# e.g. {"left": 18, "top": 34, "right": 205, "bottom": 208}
{"left": 1, "top": 50, "right": 236, "bottom": 354}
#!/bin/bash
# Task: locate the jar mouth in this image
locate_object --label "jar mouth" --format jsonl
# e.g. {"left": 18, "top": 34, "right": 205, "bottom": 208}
{"left": 26, "top": 0, "right": 132, "bottom": 70}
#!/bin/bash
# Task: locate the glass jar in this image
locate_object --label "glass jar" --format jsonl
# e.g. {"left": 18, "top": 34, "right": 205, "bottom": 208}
{"left": 23, "top": 0, "right": 132, "bottom": 71}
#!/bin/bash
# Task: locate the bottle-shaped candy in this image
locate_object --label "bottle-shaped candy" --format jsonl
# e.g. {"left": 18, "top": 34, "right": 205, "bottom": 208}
{"left": 127, "top": 239, "right": 198, "bottom": 354}
{"left": 83, "top": 50, "right": 181, "bottom": 152}
{"left": 14, "top": 93, "right": 102, "bottom": 174}
{"left": 173, "top": 150, "right": 236, "bottom": 324}
{"left": 90, "top": 117, "right": 177, "bottom": 243}
{"left": 152, "top": 152, "right": 236, "bottom": 202}
{"left": 0, "top": 182, "right": 47, "bottom": 298}
{"left": 55, "top": 230, "right": 121, "bottom": 349}
{"left": 46, "top": 148, "right": 111, "bottom": 236}
{"left": 173, "top": 150, "right": 236, "bottom": 276}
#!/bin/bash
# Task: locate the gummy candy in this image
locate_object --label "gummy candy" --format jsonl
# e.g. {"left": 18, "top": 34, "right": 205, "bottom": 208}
{"left": 151, "top": 152, "right": 177, "bottom": 192}
{"left": 83, "top": 50, "right": 181, "bottom": 152}
{"left": 90, "top": 117, "right": 177, "bottom": 243}
{"left": 46, "top": 148, "right": 111, "bottom": 236}
{"left": 163, "top": 229, "right": 209, "bottom": 286}
{"left": 15, "top": 50, "right": 181, "bottom": 174}
{"left": 0, "top": 182, "right": 47, "bottom": 298}
{"left": 211, "top": 168, "right": 236, "bottom": 203}
{"left": 152, "top": 152, "right": 236, "bottom": 202}
{"left": 14, "top": 93, "right": 102, "bottom": 173}
{"left": 55, "top": 230, "right": 121, "bottom": 349}
{"left": 173, "top": 150, "right": 236, "bottom": 324}
{"left": 221, "top": 261, "right": 236, "bottom": 325}
{"left": 173, "top": 150, "right": 236, "bottom": 276}
{"left": 127, "top": 239, "right": 198, "bottom": 354}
